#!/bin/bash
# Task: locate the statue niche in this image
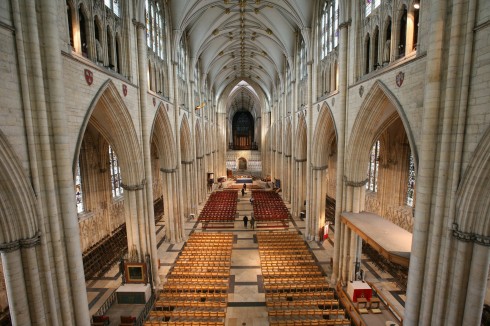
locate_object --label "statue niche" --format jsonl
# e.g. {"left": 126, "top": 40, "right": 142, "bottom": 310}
{"left": 232, "top": 111, "right": 254, "bottom": 150}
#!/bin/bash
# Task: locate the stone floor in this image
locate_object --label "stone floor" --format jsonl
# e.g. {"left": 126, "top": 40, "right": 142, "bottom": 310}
{"left": 87, "top": 185, "right": 406, "bottom": 325}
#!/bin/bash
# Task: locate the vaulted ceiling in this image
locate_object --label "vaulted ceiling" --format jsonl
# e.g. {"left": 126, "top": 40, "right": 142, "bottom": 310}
{"left": 168, "top": 0, "right": 316, "bottom": 114}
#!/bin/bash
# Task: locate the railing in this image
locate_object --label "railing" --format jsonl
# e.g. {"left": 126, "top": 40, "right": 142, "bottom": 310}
{"left": 93, "top": 290, "right": 117, "bottom": 317}
{"left": 135, "top": 291, "right": 157, "bottom": 326}
{"left": 368, "top": 282, "right": 404, "bottom": 325}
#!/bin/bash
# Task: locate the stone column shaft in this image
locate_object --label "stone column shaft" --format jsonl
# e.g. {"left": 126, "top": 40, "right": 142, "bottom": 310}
{"left": 2, "top": 250, "right": 31, "bottom": 325}
{"left": 134, "top": 17, "right": 159, "bottom": 286}
{"left": 405, "top": 2, "right": 446, "bottom": 324}
{"left": 332, "top": 19, "right": 349, "bottom": 285}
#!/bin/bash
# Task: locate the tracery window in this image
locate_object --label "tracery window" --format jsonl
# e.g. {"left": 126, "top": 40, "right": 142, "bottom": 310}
{"left": 299, "top": 39, "right": 306, "bottom": 80}
{"left": 75, "top": 161, "right": 84, "bottom": 213}
{"left": 406, "top": 153, "right": 415, "bottom": 206}
{"left": 320, "top": 0, "right": 339, "bottom": 59}
{"left": 366, "top": 140, "right": 380, "bottom": 192}
{"left": 145, "top": 0, "right": 166, "bottom": 59}
{"left": 365, "top": 0, "right": 381, "bottom": 17}
{"left": 104, "top": 0, "right": 120, "bottom": 17}
{"left": 109, "top": 146, "right": 123, "bottom": 198}
{"left": 178, "top": 39, "right": 187, "bottom": 80}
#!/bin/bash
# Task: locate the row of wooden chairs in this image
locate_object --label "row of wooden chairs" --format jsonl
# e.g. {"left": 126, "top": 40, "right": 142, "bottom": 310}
{"left": 269, "top": 320, "right": 351, "bottom": 326}
{"left": 266, "top": 299, "right": 339, "bottom": 309}
{"left": 258, "top": 232, "right": 350, "bottom": 324}
{"left": 198, "top": 192, "right": 237, "bottom": 222}
{"left": 265, "top": 291, "right": 336, "bottom": 301}
{"left": 160, "top": 292, "right": 227, "bottom": 301}
{"left": 269, "top": 309, "right": 345, "bottom": 318}
{"left": 148, "top": 232, "right": 232, "bottom": 324}
{"left": 251, "top": 191, "right": 290, "bottom": 222}
{"left": 145, "top": 322, "right": 224, "bottom": 326}
{"left": 154, "top": 301, "right": 227, "bottom": 310}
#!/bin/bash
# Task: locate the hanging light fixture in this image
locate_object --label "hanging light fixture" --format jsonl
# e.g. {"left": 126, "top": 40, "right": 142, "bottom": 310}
{"left": 414, "top": 0, "right": 420, "bottom": 9}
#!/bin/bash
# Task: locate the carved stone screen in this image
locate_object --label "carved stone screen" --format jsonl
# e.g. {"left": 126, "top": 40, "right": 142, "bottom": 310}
{"left": 232, "top": 111, "right": 254, "bottom": 150}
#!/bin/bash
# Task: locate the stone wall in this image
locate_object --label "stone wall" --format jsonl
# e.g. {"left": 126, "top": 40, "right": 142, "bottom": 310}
{"left": 78, "top": 200, "right": 125, "bottom": 253}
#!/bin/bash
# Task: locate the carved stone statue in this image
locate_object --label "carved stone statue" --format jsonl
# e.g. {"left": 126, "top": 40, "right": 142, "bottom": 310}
{"left": 383, "top": 39, "right": 391, "bottom": 64}
{"left": 96, "top": 39, "right": 103, "bottom": 63}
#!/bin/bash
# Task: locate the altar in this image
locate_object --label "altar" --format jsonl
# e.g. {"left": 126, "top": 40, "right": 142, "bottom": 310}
{"left": 347, "top": 281, "right": 372, "bottom": 302}
{"left": 236, "top": 177, "right": 252, "bottom": 184}
{"left": 116, "top": 283, "right": 151, "bottom": 304}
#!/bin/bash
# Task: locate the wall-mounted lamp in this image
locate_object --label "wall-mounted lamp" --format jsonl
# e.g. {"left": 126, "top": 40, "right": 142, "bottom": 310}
{"left": 414, "top": 1, "right": 420, "bottom": 9}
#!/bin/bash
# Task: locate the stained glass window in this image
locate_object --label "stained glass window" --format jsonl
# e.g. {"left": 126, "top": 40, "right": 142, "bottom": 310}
{"left": 109, "top": 146, "right": 123, "bottom": 197}
{"left": 105, "top": 0, "right": 120, "bottom": 17}
{"left": 75, "top": 161, "right": 84, "bottom": 213}
{"left": 407, "top": 153, "right": 415, "bottom": 206}
{"left": 320, "top": 1, "right": 339, "bottom": 59}
{"left": 366, "top": 140, "right": 380, "bottom": 192}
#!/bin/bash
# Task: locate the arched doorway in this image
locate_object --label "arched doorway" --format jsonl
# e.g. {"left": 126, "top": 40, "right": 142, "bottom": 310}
{"left": 238, "top": 157, "right": 247, "bottom": 170}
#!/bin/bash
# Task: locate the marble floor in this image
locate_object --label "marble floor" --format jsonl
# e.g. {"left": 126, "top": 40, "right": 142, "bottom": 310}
{"left": 86, "top": 186, "right": 406, "bottom": 325}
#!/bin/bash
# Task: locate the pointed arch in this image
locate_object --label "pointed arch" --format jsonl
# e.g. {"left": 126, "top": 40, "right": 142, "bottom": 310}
{"left": 180, "top": 115, "right": 192, "bottom": 162}
{"left": 312, "top": 103, "right": 337, "bottom": 167}
{"left": 195, "top": 121, "right": 203, "bottom": 158}
{"left": 204, "top": 122, "right": 212, "bottom": 155}
{"left": 295, "top": 113, "right": 307, "bottom": 160}
{"left": 345, "top": 80, "right": 417, "bottom": 182}
{"left": 284, "top": 119, "right": 292, "bottom": 157}
{"left": 277, "top": 121, "right": 283, "bottom": 153}
{"left": 0, "top": 131, "right": 38, "bottom": 245}
{"left": 74, "top": 79, "right": 144, "bottom": 185}
{"left": 455, "top": 127, "right": 490, "bottom": 238}
{"left": 151, "top": 104, "right": 177, "bottom": 170}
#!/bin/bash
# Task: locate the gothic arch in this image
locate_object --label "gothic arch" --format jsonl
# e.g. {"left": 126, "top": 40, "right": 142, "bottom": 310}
{"left": 295, "top": 113, "right": 307, "bottom": 160}
{"left": 75, "top": 80, "right": 144, "bottom": 186}
{"left": 0, "top": 131, "right": 38, "bottom": 246}
{"left": 344, "top": 80, "right": 417, "bottom": 183}
{"left": 205, "top": 123, "right": 212, "bottom": 155}
{"left": 311, "top": 103, "right": 337, "bottom": 167}
{"left": 151, "top": 104, "right": 177, "bottom": 170}
{"left": 277, "top": 121, "right": 283, "bottom": 153}
{"left": 284, "top": 119, "right": 292, "bottom": 157}
{"left": 455, "top": 127, "right": 490, "bottom": 239}
{"left": 195, "top": 121, "right": 203, "bottom": 158}
{"left": 180, "top": 115, "right": 192, "bottom": 162}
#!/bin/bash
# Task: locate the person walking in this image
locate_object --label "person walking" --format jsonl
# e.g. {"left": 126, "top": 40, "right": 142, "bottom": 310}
{"left": 241, "top": 188, "right": 245, "bottom": 196}
{"left": 243, "top": 215, "right": 248, "bottom": 227}
{"left": 250, "top": 215, "right": 255, "bottom": 229}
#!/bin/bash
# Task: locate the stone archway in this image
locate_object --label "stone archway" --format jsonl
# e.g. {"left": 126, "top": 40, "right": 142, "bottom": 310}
{"left": 151, "top": 104, "right": 184, "bottom": 243}
{"left": 0, "top": 131, "right": 46, "bottom": 325}
{"left": 432, "top": 127, "right": 490, "bottom": 326}
{"left": 238, "top": 157, "right": 247, "bottom": 170}
{"left": 308, "top": 103, "right": 338, "bottom": 241}
{"left": 75, "top": 80, "right": 154, "bottom": 272}
{"left": 179, "top": 115, "right": 196, "bottom": 223}
{"left": 339, "top": 80, "right": 416, "bottom": 289}
{"left": 293, "top": 113, "right": 307, "bottom": 219}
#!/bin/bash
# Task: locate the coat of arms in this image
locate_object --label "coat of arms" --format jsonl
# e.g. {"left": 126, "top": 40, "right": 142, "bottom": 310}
{"left": 84, "top": 69, "right": 93, "bottom": 86}
{"left": 396, "top": 71, "right": 405, "bottom": 87}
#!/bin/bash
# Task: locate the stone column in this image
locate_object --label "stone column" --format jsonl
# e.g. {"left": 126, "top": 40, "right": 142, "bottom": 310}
{"left": 310, "top": 167, "right": 327, "bottom": 241}
{"left": 133, "top": 13, "right": 159, "bottom": 286}
{"left": 39, "top": 0, "right": 90, "bottom": 323}
{"left": 404, "top": 1, "right": 446, "bottom": 324}
{"left": 332, "top": 18, "right": 350, "bottom": 285}
{"left": 0, "top": 235, "right": 47, "bottom": 325}
{"left": 161, "top": 169, "right": 175, "bottom": 243}
{"left": 11, "top": 0, "right": 59, "bottom": 323}
{"left": 1, "top": 249, "right": 30, "bottom": 325}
